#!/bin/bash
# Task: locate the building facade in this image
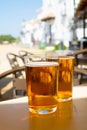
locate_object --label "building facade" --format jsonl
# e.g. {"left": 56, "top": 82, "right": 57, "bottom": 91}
{"left": 21, "top": 0, "right": 80, "bottom": 48}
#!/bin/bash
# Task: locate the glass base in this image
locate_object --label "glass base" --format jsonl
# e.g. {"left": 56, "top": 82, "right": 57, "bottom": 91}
{"left": 58, "top": 97, "right": 72, "bottom": 102}
{"left": 29, "top": 106, "right": 57, "bottom": 114}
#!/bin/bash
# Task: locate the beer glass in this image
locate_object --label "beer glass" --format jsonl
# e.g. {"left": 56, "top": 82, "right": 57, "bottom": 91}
{"left": 46, "top": 54, "right": 74, "bottom": 101}
{"left": 58, "top": 56, "right": 74, "bottom": 101}
{"left": 25, "top": 61, "right": 58, "bottom": 114}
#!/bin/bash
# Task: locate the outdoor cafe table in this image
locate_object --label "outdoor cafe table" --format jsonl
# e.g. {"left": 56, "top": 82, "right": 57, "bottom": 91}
{"left": 0, "top": 86, "right": 87, "bottom": 130}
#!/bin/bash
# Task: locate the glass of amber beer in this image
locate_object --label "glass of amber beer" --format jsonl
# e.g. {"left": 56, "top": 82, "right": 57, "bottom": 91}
{"left": 25, "top": 61, "right": 58, "bottom": 114}
{"left": 46, "top": 53, "right": 74, "bottom": 101}
{"left": 58, "top": 56, "right": 74, "bottom": 101}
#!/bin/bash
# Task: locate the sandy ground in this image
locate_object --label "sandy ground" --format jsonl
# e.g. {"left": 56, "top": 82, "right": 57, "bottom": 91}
{"left": 0, "top": 44, "right": 28, "bottom": 73}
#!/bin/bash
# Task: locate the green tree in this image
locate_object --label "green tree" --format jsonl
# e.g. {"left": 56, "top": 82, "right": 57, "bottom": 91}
{"left": 0, "top": 35, "right": 18, "bottom": 44}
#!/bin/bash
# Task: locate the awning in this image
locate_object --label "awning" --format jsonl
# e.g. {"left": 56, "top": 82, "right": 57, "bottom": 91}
{"left": 40, "top": 12, "right": 55, "bottom": 22}
{"left": 76, "top": 0, "right": 87, "bottom": 19}
{"left": 75, "top": 0, "right": 87, "bottom": 37}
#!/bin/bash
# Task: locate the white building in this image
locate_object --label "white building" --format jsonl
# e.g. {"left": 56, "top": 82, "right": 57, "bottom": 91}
{"left": 21, "top": 19, "right": 43, "bottom": 47}
{"left": 21, "top": 0, "right": 80, "bottom": 48}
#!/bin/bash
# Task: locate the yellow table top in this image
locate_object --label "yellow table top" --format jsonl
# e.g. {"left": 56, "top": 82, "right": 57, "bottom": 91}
{"left": 0, "top": 86, "right": 87, "bottom": 130}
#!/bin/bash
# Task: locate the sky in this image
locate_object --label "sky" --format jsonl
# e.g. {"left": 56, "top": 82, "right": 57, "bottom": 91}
{"left": 0, "top": 0, "right": 42, "bottom": 37}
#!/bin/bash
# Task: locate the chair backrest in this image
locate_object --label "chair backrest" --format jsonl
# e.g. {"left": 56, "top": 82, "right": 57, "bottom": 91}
{"left": 74, "top": 49, "right": 87, "bottom": 84}
{"left": 74, "top": 49, "right": 87, "bottom": 66}
{"left": 18, "top": 50, "right": 35, "bottom": 63}
{"left": 7, "top": 53, "right": 24, "bottom": 78}
{"left": 18, "top": 50, "right": 29, "bottom": 63}
{"left": 19, "top": 50, "right": 46, "bottom": 63}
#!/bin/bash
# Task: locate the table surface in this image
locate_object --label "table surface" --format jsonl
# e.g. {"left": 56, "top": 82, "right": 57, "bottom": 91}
{"left": 0, "top": 86, "right": 87, "bottom": 130}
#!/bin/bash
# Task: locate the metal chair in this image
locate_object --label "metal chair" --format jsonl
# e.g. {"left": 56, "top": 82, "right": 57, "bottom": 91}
{"left": 18, "top": 50, "right": 34, "bottom": 63}
{"left": 5, "top": 53, "right": 27, "bottom": 99}
{"left": 0, "top": 66, "right": 26, "bottom": 99}
{"left": 7, "top": 53, "right": 24, "bottom": 78}
{"left": 74, "top": 49, "right": 87, "bottom": 84}
{"left": 19, "top": 50, "right": 46, "bottom": 63}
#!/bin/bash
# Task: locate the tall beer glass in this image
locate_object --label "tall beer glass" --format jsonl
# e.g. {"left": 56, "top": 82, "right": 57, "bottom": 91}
{"left": 25, "top": 61, "right": 58, "bottom": 114}
{"left": 58, "top": 56, "right": 74, "bottom": 101}
{"left": 46, "top": 54, "right": 74, "bottom": 101}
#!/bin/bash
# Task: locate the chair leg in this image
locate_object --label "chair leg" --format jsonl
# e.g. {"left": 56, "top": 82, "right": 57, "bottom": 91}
{"left": 13, "top": 79, "right": 17, "bottom": 98}
{"left": 78, "top": 74, "right": 83, "bottom": 84}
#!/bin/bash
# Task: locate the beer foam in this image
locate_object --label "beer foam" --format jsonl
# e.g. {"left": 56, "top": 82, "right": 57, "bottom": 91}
{"left": 26, "top": 61, "right": 58, "bottom": 67}
{"left": 59, "top": 56, "right": 74, "bottom": 60}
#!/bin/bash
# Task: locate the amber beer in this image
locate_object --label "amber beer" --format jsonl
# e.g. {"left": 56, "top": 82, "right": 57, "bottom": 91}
{"left": 47, "top": 56, "right": 74, "bottom": 101}
{"left": 25, "top": 61, "right": 58, "bottom": 114}
{"left": 58, "top": 56, "right": 74, "bottom": 101}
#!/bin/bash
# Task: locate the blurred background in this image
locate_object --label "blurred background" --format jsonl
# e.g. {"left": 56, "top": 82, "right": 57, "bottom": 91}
{"left": 0, "top": 0, "right": 87, "bottom": 72}
{"left": 0, "top": 0, "right": 86, "bottom": 49}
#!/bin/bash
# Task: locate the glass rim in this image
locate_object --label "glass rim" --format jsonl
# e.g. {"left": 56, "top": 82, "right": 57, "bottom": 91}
{"left": 25, "top": 61, "right": 59, "bottom": 67}
{"left": 46, "top": 55, "right": 75, "bottom": 60}
{"left": 58, "top": 56, "right": 75, "bottom": 59}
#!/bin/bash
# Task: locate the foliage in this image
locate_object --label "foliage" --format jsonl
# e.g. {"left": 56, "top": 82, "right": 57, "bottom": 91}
{"left": 0, "top": 35, "right": 18, "bottom": 44}
{"left": 54, "top": 43, "right": 67, "bottom": 50}
{"left": 15, "top": 37, "right": 21, "bottom": 43}
{"left": 38, "top": 42, "right": 46, "bottom": 49}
